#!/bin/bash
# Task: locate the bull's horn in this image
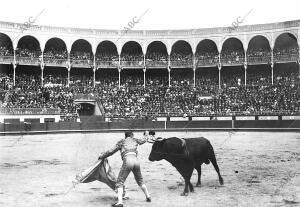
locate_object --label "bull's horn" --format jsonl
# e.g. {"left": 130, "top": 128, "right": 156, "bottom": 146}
{"left": 147, "top": 136, "right": 156, "bottom": 143}
{"left": 155, "top": 137, "right": 165, "bottom": 142}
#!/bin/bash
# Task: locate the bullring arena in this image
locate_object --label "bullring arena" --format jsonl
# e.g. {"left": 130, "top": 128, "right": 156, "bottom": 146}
{"left": 0, "top": 6, "right": 300, "bottom": 207}
{"left": 0, "top": 132, "right": 299, "bottom": 206}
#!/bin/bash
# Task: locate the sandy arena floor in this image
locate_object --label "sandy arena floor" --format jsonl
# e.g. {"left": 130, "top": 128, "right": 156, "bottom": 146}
{"left": 0, "top": 131, "right": 299, "bottom": 207}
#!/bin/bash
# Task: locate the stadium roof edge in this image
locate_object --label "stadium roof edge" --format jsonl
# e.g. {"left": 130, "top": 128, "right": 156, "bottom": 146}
{"left": 0, "top": 19, "right": 299, "bottom": 35}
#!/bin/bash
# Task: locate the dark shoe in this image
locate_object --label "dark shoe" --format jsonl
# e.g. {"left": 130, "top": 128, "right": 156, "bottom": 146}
{"left": 111, "top": 203, "right": 123, "bottom": 207}
{"left": 146, "top": 197, "right": 151, "bottom": 202}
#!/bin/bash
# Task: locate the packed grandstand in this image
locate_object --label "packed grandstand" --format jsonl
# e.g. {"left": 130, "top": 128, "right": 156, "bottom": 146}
{"left": 0, "top": 20, "right": 299, "bottom": 122}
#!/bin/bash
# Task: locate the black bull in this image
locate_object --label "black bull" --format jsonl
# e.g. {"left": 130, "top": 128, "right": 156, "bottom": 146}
{"left": 148, "top": 137, "right": 224, "bottom": 196}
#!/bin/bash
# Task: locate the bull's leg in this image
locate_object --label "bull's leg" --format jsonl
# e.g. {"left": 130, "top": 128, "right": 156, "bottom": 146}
{"left": 209, "top": 154, "right": 224, "bottom": 185}
{"left": 187, "top": 168, "right": 194, "bottom": 193}
{"left": 181, "top": 178, "right": 190, "bottom": 196}
{"left": 188, "top": 180, "right": 194, "bottom": 192}
{"left": 176, "top": 172, "right": 189, "bottom": 196}
{"left": 180, "top": 167, "right": 194, "bottom": 196}
{"left": 195, "top": 165, "right": 202, "bottom": 187}
{"left": 177, "top": 166, "right": 194, "bottom": 196}
{"left": 181, "top": 177, "right": 194, "bottom": 196}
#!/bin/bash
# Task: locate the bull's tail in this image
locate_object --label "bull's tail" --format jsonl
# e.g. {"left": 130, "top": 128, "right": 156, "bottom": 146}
{"left": 208, "top": 143, "right": 224, "bottom": 185}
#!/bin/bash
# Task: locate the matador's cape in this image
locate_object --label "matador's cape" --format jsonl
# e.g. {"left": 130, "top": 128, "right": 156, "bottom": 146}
{"left": 74, "top": 158, "right": 117, "bottom": 190}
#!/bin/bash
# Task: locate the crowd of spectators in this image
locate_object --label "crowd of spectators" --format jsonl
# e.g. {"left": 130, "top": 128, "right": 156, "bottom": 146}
{"left": 171, "top": 69, "right": 193, "bottom": 87}
{"left": 146, "top": 52, "right": 168, "bottom": 66}
{"left": 1, "top": 47, "right": 298, "bottom": 68}
{"left": 95, "top": 70, "right": 119, "bottom": 87}
{"left": 247, "top": 48, "right": 271, "bottom": 63}
{"left": 0, "top": 73, "right": 13, "bottom": 90}
{"left": 96, "top": 82, "right": 299, "bottom": 118}
{"left": 274, "top": 71, "right": 300, "bottom": 85}
{"left": 93, "top": 66, "right": 299, "bottom": 117}
{"left": 213, "top": 84, "right": 300, "bottom": 114}
{"left": 145, "top": 70, "right": 169, "bottom": 87}
{"left": 120, "top": 72, "right": 143, "bottom": 87}
{"left": 0, "top": 46, "right": 12, "bottom": 56}
{"left": 16, "top": 48, "right": 40, "bottom": 58}
{"left": 121, "top": 53, "right": 143, "bottom": 61}
{"left": 44, "top": 74, "right": 67, "bottom": 85}
{"left": 170, "top": 52, "right": 193, "bottom": 66}
{"left": 195, "top": 52, "right": 218, "bottom": 66}
{"left": 16, "top": 48, "right": 41, "bottom": 63}
{"left": 221, "top": 49, "right": 244, "bottom": 64}
{"left": 221, "top": 69, "right": 245, "bottom": 87}
{"left": 1, "top": 41, "right": 299, "bottom": 121}
{"left": 273, "top": 46, "right": 299, "bottom": 62}
{"left": 70, "top": 51, "right": 93, "bottom": 66}
{"left": 0, "top": 73, "right": 80, "bottom": 121}
{"left": 247, "top": 70, "right": 271, "bottom": 86}
{"left": 95, "top": 52, "right": 118, "bottom": 67}
{"left": 195, "top": 70, "right": 219, "bottom": 88}
{"left": 96, "top": 52, "right": 118, "bottom": 61}
{"left": 1, "top": 45, "right": 300, "bottom": 120}
{"left": 2, "top": 62, "right": 299, "bottom": 117}
{"left": 43, "top": 48, "right": 68, "bottom": 64}
{"left": 120, "top": 54, "right": 144, "bottom": 67}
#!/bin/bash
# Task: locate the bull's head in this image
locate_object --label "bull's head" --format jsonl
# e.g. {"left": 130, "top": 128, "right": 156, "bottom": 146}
{"left": 147, "top": 130, "right": 168, "bottom": 161}
{"left": 148, "top": 140, "right": 167, "bottom": 162}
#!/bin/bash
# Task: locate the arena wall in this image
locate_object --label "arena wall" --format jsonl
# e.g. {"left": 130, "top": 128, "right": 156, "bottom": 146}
{"left": 0, "top": 119, "right": 299, "bottom": 135}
